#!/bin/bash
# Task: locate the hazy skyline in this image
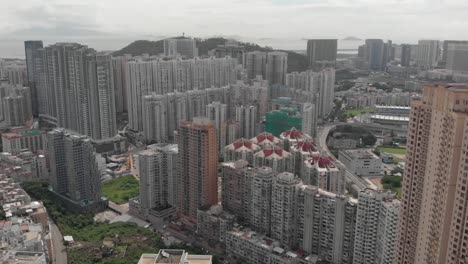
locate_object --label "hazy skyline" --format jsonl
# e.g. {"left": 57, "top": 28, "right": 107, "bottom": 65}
{"left": 1, "top": 0, "right": 468, "bottom": 43}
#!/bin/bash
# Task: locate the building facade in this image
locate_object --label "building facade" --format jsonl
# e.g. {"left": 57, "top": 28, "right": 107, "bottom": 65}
{"left": 306, "top": 39, "right": 337, "bottom": 69}
{"left": 24, "top": 40, "right": 43, "bottom": 116}
{"left": 47, "top": 128, "right": 104, "bottom": 209}
{"left": 354, "top": 189, "right": 400, "bottom": 264}
{"left": 176, "top": 117, "right": 218, "bottom": 220}
{"left": 396, "top": 84, "right": 468, "bottom": 264}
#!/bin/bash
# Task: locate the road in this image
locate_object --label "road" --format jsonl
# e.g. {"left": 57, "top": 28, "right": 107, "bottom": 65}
{"left": 50, "top": 221, "right": 67, "bottom": 264}
{"left": 317, "top": 122, "right": 376, "bottom": 192}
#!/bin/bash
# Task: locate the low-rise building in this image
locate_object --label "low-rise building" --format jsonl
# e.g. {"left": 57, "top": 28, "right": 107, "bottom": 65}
{"left": 0, "top": 152, "right": 48, "bottom": 182}
{"left": 1, "top": 130, "right": 47, "bottom": 154}
{"left": 0, "top": 174, "right": 49, "bottom": 262}
{"left": 328, "top": 137, "right": 357, "bottom": 149}
{"left": 226, "top": 227, "right": 314, "bottom": 264}
{"left": 138, "top": 249, "right": 212, "bottom": 264}
{"left": 0, "top": 251, "right": 47, "bottom": 264}
{"left": 380, "top": 152, "right": 394, "bottom": 164}
{"left": 197, "top": 205, "right": 236, "bottom": 244}
{"left": 338, "top": 149, "right": 382, "bottom": 176}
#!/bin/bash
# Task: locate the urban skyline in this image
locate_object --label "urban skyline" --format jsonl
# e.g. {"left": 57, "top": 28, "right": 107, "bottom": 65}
{"left": 2, "top": 4, "right": 468, "bottom": 262}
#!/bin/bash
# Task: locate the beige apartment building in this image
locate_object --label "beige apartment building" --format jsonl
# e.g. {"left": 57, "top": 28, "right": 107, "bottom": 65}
{"left": 396, "top": 83, "right": 468, "bottom": 264}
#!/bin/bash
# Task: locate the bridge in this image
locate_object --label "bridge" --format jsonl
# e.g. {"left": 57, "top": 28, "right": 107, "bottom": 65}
{"left": 317, "top": 122, "right": 379, "bottom": 194}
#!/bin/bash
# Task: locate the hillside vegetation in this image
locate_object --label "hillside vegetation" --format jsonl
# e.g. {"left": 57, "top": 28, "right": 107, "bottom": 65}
{"left": 113, "top": 37, "right": 308, "bottom": 72}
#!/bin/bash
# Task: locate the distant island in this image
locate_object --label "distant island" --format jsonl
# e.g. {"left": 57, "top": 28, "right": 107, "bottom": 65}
{"left": 343, "top": 36, "right": 362, "bottom": 41}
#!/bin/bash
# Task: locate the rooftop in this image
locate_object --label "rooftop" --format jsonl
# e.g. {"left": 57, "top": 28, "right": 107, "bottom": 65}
{"left": 280, "top": 127, "right": 306, "bottom": 140}
{"left": 340, "top": 149, "right": 380, "bottom": 160}
{"left": 255, "top": 146, "right": 290, "bottom": 159}
{"left": 225, "top": 138, "right": 260, "bottom": 152}
{"left": 138, "top": 249, "right": 212, "bottom": 264}
{"left": 371, "top": 115, "right": 410, "bottom": 121}
{"left": 251, "top": 132, "right": 280, "bottom": 145}
{"left": 374, "top": 105, "right": 411, "bottom": 110}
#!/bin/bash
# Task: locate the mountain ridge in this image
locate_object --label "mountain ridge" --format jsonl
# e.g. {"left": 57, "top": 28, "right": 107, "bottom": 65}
{"left": 113, "top": 37, "right": 308, "bottom": 72}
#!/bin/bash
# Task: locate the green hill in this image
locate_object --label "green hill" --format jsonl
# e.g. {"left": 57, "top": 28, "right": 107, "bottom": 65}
{"left": 113, "top": 37, "right": 308, "bottom": 72}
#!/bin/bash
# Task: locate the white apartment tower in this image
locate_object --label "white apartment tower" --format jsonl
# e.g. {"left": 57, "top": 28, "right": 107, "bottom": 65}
{"left": 270, "top": 172, "right": 302, "bottom": 248}
{"left": 416, "top": 40, "right": 440, "bottom": 69}
{"left": 137, "top": 144, "right": 178, "bottom": 212}
{"left": 143, "top": 94, "right": 168, "bottom": 143}
{"left": 206, "top": 101, "right": 228, "bottom": 153}
{"left": 353, "top": 189, "right": 400, "bottom": 264}
{"left": 296, "top": 186, "right": 357, "bottom": 264}
{"left": 247, "top": 166, "right": 276, "bottom": 236}
{"left": 301, "top": 102, "right": 317, "bottom": 137}
{"left": 235, "top": 105, "right": 257, "bottom": 139}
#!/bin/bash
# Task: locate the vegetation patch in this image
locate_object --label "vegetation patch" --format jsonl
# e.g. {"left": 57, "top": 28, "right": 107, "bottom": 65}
{"left": 381, "top": 176, "right": 402, "bottom": 198}
{"left": 21, "top": 182, "right": 161, "bottom": 264}
{"left": 377, "top": 146, "right": 406, "bottom": 155}
{"left": 21, "top": 182, "right": 221, "bottom": 264}
{"left": 102, "top": 175, "right": 139, "bottom": 204}
{"left": 329, "top": 125, "right": 377, "bottom": 147}
{"left": 345, "top": 108, "right": 374, "bottom": 118}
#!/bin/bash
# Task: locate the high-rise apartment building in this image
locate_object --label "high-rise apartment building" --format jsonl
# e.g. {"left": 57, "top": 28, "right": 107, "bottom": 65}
{"left": 415, "top": 40, "right": 440, "bottom": 69}
{"left": 141, "top": 86, "right": 231, "bottom": 141}
{"left": 206, "top": 101, "right": 228, "bottom": 153}
{"left": 245, "top": 51, "right": 287, "bottom": 85}
{"left": 253, "top": 145, "right": 293, "bottom": 173}
{"left": 364, "top": 39, "right": 392, "bottom": 71}
{"left": 211, "top": 41, "right": 244, "bottom": 65}
{"left": 306, "top": 39, "right": 337, "bottom": 69}
{"left": 235, "top": 105, "right": 257, "bottom": 139}
{"left": 221, "top": 160, "right": 250, "bottom": 222}
{"left": 442, "top": 40, "right": 468, "bottom": 66}
{"left": 223, "top": 138, "right": 261, "bottom": 164}
{"left": 446, "top": 43, "right": 468, "bottom": 72}
{"left": 270, "top": 172, "right": 302, "bottom": 247}
{"left": 1, "top": 85, "right": 32, "bottom": 126}
{"left": 296, "top": 185, "right": 357, "bottom": 264}
{"left": 88, "top": 53, "right": 117, "bottom": 139}
{"left": 163, "top": 38, "right": 198, "bottom": 58}
{"left": 135, "top": 143, "right": 178, "bottom": 219}
{"left": 143, "top": 94, "right": 168, "bottom": 143}
{"left": 400, "top": 44, "right": 412, "bottom": 67}
{"left": 354, "top": 189, "right": 400, "bottom": 264}
{"left": 47, "top": 128, "right": 104, "bottom": 209}
{"left": 245, "top": 51, "right": 267, "bottom": 80}
{"left": 112, "top": 55, "right": 131, "bottom": 113}
{"left": 126, "top": 57, "right": 236, "bottom": 132}
{"left": 34, "top": 43, "right": 116, "bottom": 140}
{"left": 285, "top": 68, "right": 336, "bottom": 119}
{"left": 176, "top": 117, "right": 218, "bottom": 220}
{"left": 396, "top": 84, "right": 468, "bottom": 264}
{"left": 301, "top": 102, "right": 317, "bottom": 137}
{"left": 265, "top": 51, "right": 288, "bottom": 85}
{"left": 247, "top": 166, "right": 276, "bottom": 236}
{"left": 301, "top": 155, "right": 345, "bottom": 194}
{"left": 24, "top": 40, "right": 43, "bottom": 116}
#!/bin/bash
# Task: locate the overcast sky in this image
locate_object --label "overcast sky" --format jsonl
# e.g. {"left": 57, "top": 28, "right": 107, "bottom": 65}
{"left": 1, "top": 0, "right": 468, "bottom": 43}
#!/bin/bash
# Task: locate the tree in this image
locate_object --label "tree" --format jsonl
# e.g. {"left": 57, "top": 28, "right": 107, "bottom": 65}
{"left": 0, "top": 206, "right": 5, "bottom": 220}
{"left": 361, "top": 134, "right": 377, "bottom": 146}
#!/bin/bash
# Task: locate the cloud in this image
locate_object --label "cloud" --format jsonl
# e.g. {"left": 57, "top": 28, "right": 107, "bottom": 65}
{"left": 0, "top": 0, "right": 467, "bottom": 45}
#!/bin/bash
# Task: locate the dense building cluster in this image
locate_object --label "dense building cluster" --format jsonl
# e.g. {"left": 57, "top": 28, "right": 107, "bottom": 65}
{"left": 0, "top": 174, "right": 50, "bottom": 264}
